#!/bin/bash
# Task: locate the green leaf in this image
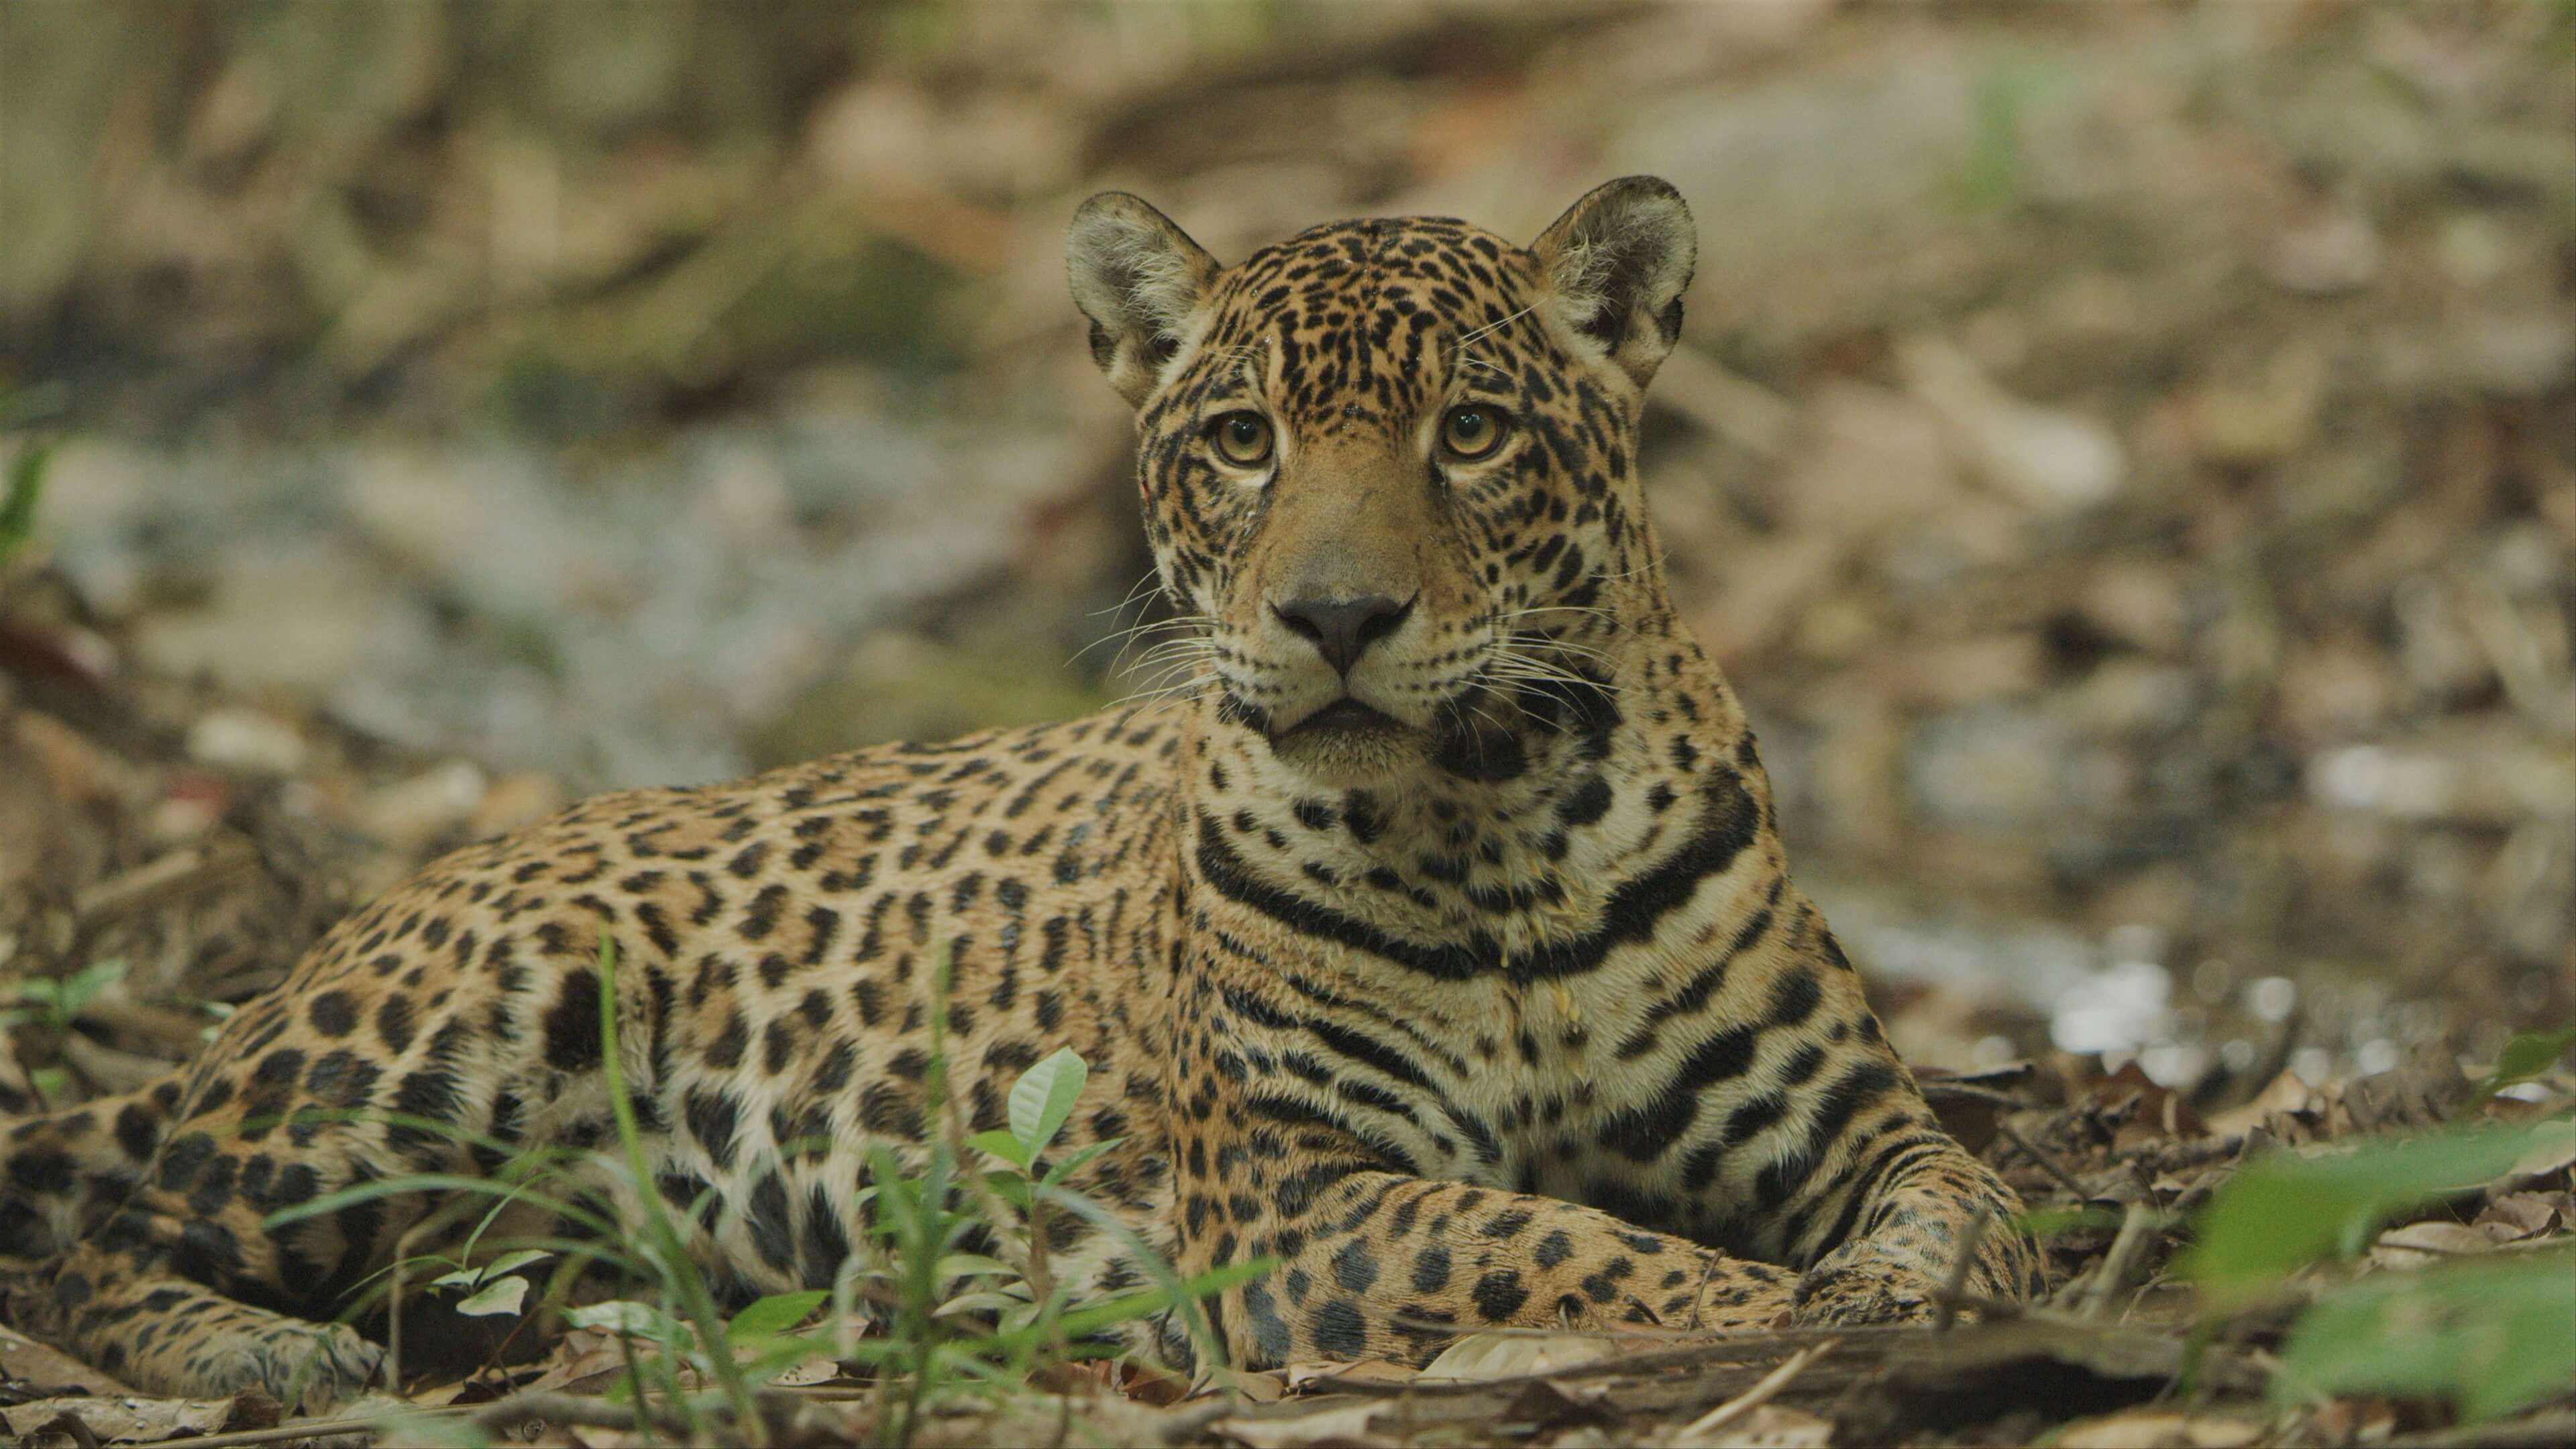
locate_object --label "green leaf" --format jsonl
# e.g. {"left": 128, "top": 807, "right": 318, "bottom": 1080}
{"left": 2181, "top": 1122, "right": 2546, "bottom": 1309}
{"left": 723, "top": 1289, "right": 826, "bottom": 1344}
{"left": 1007, "top": 1046, "right": 1088, "bottom": 1157}
{"left": 2483, "top": 1025, "right": 2576, "bottom": 1096}
{"left": 455, "top": 1275, "right": 533, "bottom": 1318}
{"left": 966, "top": 1128, "right": 1030, "bottom": 1170}
{"left": 54, "top": 958, "right": 127, "bottom": 1019}
{"left": 933, "top": 1290, "right": 1030, "bottom": 1319}
{"left": 1038, "top": 1136, "right": 1127, "bottom": 1188}
{"left": 2273, "top": 1248, "right": 2576, "bottom": 1421}
{"left": 0, "top": 440, "right": 50, "bottom": 567}
{"left": 981, "top": 1171, "right": 1032, "bottom": 1211}
{"left": 433, "top": 1248, "right": 556, "bottom": 1291}
{"left": 480, "top": 1248, "right": 555, "bottom": 1279}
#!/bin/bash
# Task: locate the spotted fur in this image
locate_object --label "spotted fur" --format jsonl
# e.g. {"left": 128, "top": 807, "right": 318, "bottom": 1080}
{"left": 1, "top": 178, "right": 2038, "bottom": 1406}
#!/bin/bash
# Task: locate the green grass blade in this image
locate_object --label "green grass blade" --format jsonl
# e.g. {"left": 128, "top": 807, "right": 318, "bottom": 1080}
{"left": 262, "top": 1174, "right": 619, "bottom": 1238}
{"left": 1001, "top": 1258, "right": 1275, "bottom": 1350}
{"left": 0, "top": 440, "right": 50, "bottom": 566}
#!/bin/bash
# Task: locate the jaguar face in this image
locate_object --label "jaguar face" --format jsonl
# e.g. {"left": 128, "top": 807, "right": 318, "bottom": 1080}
{"left": 1067, "top": 178, "right": 1699, "bottom": 786}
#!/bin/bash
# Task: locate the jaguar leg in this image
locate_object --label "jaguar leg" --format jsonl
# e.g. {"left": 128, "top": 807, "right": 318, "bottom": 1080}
{"left": 1786, "top": 1140, "right": 2044, "bottom": 1325}
{"left": 17, "top": 1240, "right": 384, "bottom": 1409}
{"left": 1175, "top": 1152, "right": 1794, "bottom": 1368}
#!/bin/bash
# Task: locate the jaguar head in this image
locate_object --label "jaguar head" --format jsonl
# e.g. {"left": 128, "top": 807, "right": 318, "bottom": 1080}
{"left": 1067, "top": 178, "right": 1697, "bottom": 785}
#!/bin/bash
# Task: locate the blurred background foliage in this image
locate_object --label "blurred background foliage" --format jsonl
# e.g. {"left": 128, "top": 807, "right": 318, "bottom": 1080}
{"left": 0, "top": 0, "right": 2569, "bottom": 1092}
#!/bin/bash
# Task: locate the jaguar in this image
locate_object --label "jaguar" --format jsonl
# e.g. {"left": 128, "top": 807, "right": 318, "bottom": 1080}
{"left": 0, "top": 176, "right": 2040, "bottom": 1407}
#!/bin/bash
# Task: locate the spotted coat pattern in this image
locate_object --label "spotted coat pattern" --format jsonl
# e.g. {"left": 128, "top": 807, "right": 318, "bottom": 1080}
{"left": 1, "top": 179, "right": 2039, "bottom": 1406}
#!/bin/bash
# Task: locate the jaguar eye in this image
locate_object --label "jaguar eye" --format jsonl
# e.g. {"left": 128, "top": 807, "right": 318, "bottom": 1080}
{"left": 1210, "top": 412, "right": 1274, "bottom": 467}
{"left": 1440, "top": 405, "right": 1509, "bottom": 461}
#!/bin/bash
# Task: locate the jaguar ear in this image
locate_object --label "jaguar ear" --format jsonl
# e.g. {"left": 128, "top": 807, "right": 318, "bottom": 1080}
{"left": 1067, "top": 192, "right": 1221, "bottom": 408}
{"left": 1528, "top": 176, "right": 1697, "bottom": 388}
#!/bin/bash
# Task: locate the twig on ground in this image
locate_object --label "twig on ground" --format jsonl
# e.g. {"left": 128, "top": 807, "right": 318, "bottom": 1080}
{"left": 1935, "top": 1204, "right": 1993, "bottom": 1332}
{"left": 1918, "top": 1082, "right": 2030, "bottom": 1110}
{"left": 1670, "top": 1342, "right": 1831, "bottom": 1440}
{"left": 2080, "top": 1203, "right": 2160, "bottom": 1319}
{"left": 126, "top": 1414, "right": 395, "bottom": 1449}
{"left": 1998, "top": 1118, "right": 2093, "bottom": 1202}
{"left": 470, "top": 1389, "right": 696, "bottom": 1436}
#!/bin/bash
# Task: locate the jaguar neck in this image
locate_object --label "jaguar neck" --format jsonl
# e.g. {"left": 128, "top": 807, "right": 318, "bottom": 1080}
{"left": 1175, "top": 592, "right": 1773, "bottom": 973}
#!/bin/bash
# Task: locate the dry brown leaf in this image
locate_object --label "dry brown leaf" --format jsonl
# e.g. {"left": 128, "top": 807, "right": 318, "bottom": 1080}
{"left": 2308, "top": 1398, "right": 2400, "bottom": 1442}
{"left": 2477, "top": 1190, "right": 2573, "bottom": 1240}
{"left": 2051, "top": 1408, "right": 2265, "bottom": 1448}
{"left": 2206, "top": 1069, "right": 2315, "bottom": 1138}
{"left": 2090, "top": 1061, "right": 2210, "bottom": 1143}
{"left": 0, "top": 1327, "right": 136, "bottom": 1398}
{"left": 1489, "top": 1377, "right": 1619, "bottom": 1434}
{"left": 1116, "top": 1360, "right": 1193, "bottom": 1407}
{"left": 513, "top": 1332, "right": 648, "bottom": 1398}
{"left": 0, "top": 1391, "right": 274, "bottom": 1444}
{"left": 1417, "top": 1330, "right": 1621, "bottom": 1381}
{"left": 1211, "top": 1368, "right": 1288, "bottom": 1404}
{"left": 769, "top": 1354, "right": 845, "bottom": 1386}
{"left": 2369, "top": 1219, "right": 2499, "bottom": 1269}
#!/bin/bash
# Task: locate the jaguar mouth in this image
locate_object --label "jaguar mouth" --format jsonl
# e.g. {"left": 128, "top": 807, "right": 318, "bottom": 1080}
{"left": 1284, "top": 698, "right": 1405, "bottom": 736}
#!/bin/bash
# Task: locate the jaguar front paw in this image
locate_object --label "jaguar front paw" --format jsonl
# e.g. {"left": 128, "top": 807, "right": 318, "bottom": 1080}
{"left": 1789, "top": 1239, "right": 1945, "bottom": 1327}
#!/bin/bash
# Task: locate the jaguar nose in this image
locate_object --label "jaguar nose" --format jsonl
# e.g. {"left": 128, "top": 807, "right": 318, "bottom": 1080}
{"left": 1272, "top": 594, "right": 1413, "bottom": 676}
